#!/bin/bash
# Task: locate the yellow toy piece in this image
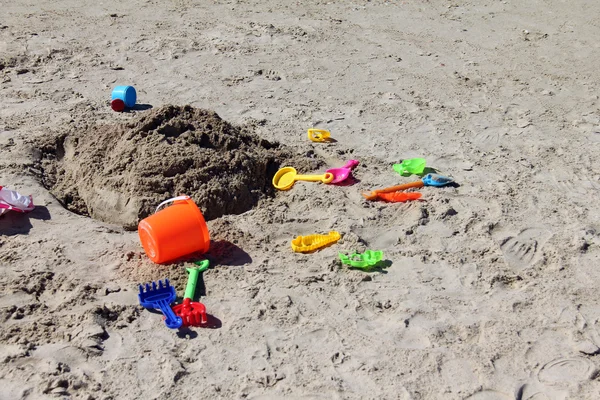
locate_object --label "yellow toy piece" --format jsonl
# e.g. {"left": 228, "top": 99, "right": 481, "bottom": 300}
{"left": 291, "top": 231, "right": 341, "bottom": 253}
{"left": 307, "top": 128, "right": 331, "bottom": 142}
{"left": 272, "top": 167, "right": 333, "bottom": 190}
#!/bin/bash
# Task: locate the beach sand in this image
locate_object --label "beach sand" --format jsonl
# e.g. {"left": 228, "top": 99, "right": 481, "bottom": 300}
{"left": 1, "top": 1, "right": 600, "bottom": 399}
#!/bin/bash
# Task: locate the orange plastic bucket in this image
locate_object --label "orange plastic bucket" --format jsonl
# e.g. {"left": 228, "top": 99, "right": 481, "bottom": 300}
{"left": 138, "top": 196, "right": 210, "bottom": 264}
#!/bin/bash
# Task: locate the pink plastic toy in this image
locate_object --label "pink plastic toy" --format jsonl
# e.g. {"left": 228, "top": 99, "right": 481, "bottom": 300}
{"left": 326, "top": 160, "right": 359, "bottom": 184}
{"left": 0, "top": 186, "right": 34, "bottom": 216}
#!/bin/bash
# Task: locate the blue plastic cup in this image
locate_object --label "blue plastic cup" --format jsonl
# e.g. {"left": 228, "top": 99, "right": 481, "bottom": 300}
{"left": 111, "top": 86, "right": 137, "bottom": 108}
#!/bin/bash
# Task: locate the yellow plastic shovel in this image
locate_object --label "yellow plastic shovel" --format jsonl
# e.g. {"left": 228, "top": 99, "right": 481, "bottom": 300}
{"left": 273, "top": 167, "right": 334, "bottom": 190}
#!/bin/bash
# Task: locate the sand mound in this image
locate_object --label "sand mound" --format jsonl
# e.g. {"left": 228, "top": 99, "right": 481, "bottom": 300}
{"left": 36, "top": 105, "right": 318, "bottom": 229}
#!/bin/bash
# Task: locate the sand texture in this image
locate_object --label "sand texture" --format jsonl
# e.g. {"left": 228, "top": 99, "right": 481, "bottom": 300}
{"left": 1, "top": 0, "right": 600, "bottom": 399}
{"left": 35, "top": 105, "right": 316, "bottom": 229}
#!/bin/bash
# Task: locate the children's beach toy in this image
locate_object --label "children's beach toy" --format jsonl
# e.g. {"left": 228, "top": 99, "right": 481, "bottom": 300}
{"left": 138, "top": 195, "right": 210, "bottom": 264}
{"left": 307, "top": 128, "right": 331, "bottom": 142}
{"left": 376, "top": 192, "right": 422, "bottom": 203}
{"left": 172, "top": 261, "right": 208, "bottom": 327}
{"left": 421, "top": 173, "right": 454, "bottom": 187}
{"left": 0, "top": 186, "right": 34, "bottom": 216}
{"left": 111, "top": 85, "right": 137, "bottom": 110}
{"left": 111, "top": 99, "right": 126, "bottom": 112}
{"left": 138, "top": 279, "right": 182, "bottom": 329}
{"left": 291, "top": 231, "right": 341, "bottom": 253}
{"left": 339, "top": 250, "right": 384, "bottom": 269}
{"left": 362, "top": 173, "right": 454, "bottom": 201}
{"left": 273, "top": 167, "right": 334, "bottom": 190}
{"left": 194, "top": 259, "right": 211, "bottom": 272}
{"left": 362, "top": 181, "right": 424, "bottom": 200}
{"left": 326, "top": 160, "right": 360, "bottom": 184}
{"left": 393, "top": 158, "right": 426, "bottom": 176}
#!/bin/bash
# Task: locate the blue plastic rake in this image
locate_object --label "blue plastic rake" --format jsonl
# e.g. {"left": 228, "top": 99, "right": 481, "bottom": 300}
{"left": 138, "top": 279, "right": 182, "bottom": 329}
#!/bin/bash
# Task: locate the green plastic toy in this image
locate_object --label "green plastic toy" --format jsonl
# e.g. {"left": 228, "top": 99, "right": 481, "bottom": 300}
{"left": 171, "top": 259, "right": 210, "bottom": 327}
{"left": 185, "top": 259, "right": 209, "bottom": 298}
{"left": 339, "top": 250, "right": 384, "bottom": 269}
{"left": 194, "top": 259, "right": 210, "bottom": 271}
{"left": 393, "top": 158, "right": 426, "bottom": 176}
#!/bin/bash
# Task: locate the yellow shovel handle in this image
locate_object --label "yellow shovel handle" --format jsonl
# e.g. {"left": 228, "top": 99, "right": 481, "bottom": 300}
{"left": 295, "top": 173, "right": 333, "bottom": 184}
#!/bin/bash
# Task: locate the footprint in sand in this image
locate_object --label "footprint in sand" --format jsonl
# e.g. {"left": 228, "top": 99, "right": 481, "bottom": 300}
{"left": 259, "top": 69, "right": 282, "bottom": 81}
{"left": 549, "top": 171, "right": 600, "bottom": 200}
{"left": 501, "top": 236, "right": 538, "bottom": 267}
{"left": 552, "top": 176, "right": 590, "bottom": 197}
{"left": 537, "top": 357, "right": 597, "bottom": 386}
{"left": 500, "top": 228, "right": 552, "bottom": 270}
{"left": 473, "top": 128, "right": 501, "bottom": 151}
{"left": 464, "top": 389, "right": 512, "bottom": 399}
{"left": 131, "top": 38, "right": 159, "bottom": 54}
{"left": 515, "top": 381, "right": 570, "bottom": 400}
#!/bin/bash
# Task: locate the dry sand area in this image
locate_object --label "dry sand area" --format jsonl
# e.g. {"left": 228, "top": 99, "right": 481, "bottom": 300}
{"left": 2, "top": 0, "right": 600, "bottom": 399}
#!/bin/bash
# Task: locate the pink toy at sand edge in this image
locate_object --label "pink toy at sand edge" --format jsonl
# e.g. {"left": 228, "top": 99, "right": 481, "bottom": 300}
{"left": 326, "top": 160, "right": 360, "bottom": 183}
{"left": 0, "top": 186, "right": 34, "bottom": 216}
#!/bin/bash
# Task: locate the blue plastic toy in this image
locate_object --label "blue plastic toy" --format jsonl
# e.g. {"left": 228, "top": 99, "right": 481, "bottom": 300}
{"left": 421, "top": 173, "right": 454, "bottom": 187}
{"left": 138, "top": 279, "right": 182, "bottom": 329}
{"left": 112, "top": 85, "right": 137, "bottom": 108}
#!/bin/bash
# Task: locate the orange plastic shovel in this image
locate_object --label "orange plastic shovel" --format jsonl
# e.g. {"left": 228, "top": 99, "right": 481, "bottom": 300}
{"left": 376, "top": 192, "right": 422, "bottom": 203}
{"left": 362, "top": 180, "right": 425, "bottom": 201}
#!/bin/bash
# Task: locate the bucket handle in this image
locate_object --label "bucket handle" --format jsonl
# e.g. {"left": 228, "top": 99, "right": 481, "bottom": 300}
{"left": 155, "top": 195, "right": 190, "bottom": 214}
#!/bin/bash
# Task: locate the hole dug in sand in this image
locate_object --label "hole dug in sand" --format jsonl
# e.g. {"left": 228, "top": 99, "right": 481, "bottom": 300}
{"left": 36, "top": 105, "right": 316, "bottom": 229}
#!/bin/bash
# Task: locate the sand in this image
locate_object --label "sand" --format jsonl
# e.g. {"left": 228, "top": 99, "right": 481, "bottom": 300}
{"left": 1, "top": 0, "right": 600, "bottom": 399}
{"left": 35, "top": 104, "right": 317, "bottom": 229}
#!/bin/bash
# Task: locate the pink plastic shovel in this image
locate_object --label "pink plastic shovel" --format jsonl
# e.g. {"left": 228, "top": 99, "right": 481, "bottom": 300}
{"left": 326, "top": 160, "right": 360, "bottom": 184}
